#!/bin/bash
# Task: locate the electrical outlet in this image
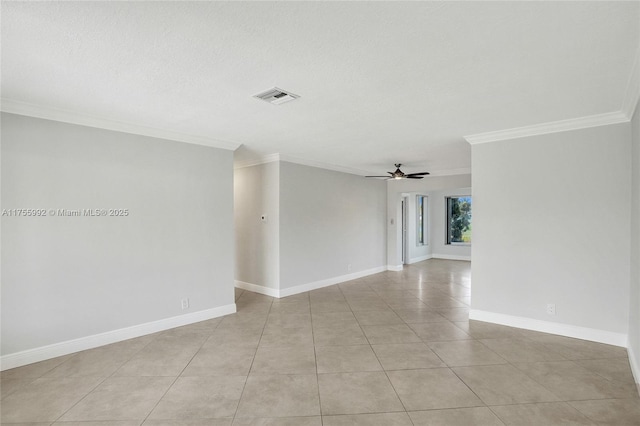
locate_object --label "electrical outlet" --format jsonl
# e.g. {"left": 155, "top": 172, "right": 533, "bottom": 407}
{"left": 546, "top": 303, "right": 556, "bottom": 316}
{"left": 348, "top": 264, "right": 352, "bottom": 272}
{"left": 181, "top": 298, "right": 189, "bottom": 310}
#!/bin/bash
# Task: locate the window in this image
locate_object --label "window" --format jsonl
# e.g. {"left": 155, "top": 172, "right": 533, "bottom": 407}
{"left": 417, "top": 195, "right": 427, "bottom": 245}
{"left": 446, "top": 196, "right": 472, "bottom": 244}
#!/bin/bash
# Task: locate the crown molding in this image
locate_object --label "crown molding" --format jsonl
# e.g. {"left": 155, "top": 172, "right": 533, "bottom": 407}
{"left": 622, "top": 46, "right": 640, "bottom": 120}
{"left": 428, "top": 167, "right": 472, "bottom": 177}
{"left": 0, "top": 98, "right": 241, "bottom": 151}
{"left": 233, "top": 153, "right": 281, "bottom": 169}
{"left": 234, "top": 153, "right": 376, "bottom": 176}
{"left": 278, "top": 154, "right": 376, "bottom": 176}
{"left": 464, "top": 111, "right": 629, "bottom": 145}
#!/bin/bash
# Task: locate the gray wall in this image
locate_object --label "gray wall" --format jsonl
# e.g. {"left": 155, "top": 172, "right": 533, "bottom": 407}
{"left": 630, "top": 99, "right": 640, "bottom": 385}
{"left": 279, "top": 161, "right": 387, "bottom": 289}
{"left": 1, "top": 113, "right": 235, "bottom": 356}
{"left": 234, "top": 162, "right": 280, "bottom": 290}
{"left": 471, "top": 123, "right": 631, "bottom": 336}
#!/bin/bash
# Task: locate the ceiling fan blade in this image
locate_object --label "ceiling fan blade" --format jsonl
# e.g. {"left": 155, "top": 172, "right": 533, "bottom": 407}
{"left": 369, "top": 165, "right": 429, "bottom": 179}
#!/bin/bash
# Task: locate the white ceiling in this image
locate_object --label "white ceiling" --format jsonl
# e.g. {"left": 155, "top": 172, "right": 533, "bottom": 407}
{"left": 2, "top": 1, "right": 639, "bottom": 176}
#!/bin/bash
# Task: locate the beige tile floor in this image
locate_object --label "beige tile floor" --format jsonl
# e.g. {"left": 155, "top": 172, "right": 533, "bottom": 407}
{"left": 2, "top": 259, "right": 639, "bottom": 425}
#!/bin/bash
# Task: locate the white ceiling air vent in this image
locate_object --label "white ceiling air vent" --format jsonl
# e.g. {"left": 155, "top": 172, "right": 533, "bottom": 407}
{"left": 253, "top": 87, "right": 299, "bottom": 105}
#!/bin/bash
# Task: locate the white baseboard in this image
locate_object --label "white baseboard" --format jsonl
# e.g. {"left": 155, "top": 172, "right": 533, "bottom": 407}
{"left": 469, "top": 309, "right": 627, "bottom": 347}
{"left": 387, "top": 264, "right": 403, "bottom": 271}
{"left": 407, "top": 254, "right": 432, "bottom": 264}
{"left": 628, "top": 344, "right": 640, "bottom": 391}
{"left": 432, "top": 254, "right": 471, "bottom": 261}
{"left": 0, "top": 303, "right": 236, "bottom": 371}
{"left": 236, "top": 266, "right": 388, "bottom": 299}
{"left": 279, "top": 266, "right": 387, "bottom": 298}
{"left": 235, "top": 280, "right": 279, "bottom": 298}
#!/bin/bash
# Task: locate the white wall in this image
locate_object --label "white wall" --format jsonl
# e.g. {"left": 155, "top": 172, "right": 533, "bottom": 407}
{"left": 471, "top": 123, "right": 632, "bottom": 345}
{"left": 387, "top": 175, "right": 472, "bottom": 267}
{"left": 1, "top": 113, "right": 235, "bottom": 363}
{"left": 279, "top": 161, "right": 387, "bottom": 290}
{"left": 629, "top": 98, "right": 640, "bottom": 385}
{"left": 234, "top": 162, "right": 280, "bottom": 290}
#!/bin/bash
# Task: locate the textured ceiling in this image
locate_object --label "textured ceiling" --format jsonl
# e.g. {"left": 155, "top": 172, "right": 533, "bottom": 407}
{"left": 2, "top": 2, "right": 639, "bottom": 176}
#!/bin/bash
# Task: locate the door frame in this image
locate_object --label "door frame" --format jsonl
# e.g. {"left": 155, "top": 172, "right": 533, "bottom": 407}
{"left": 401, "top": 194, "right": 409, "bottom": 265}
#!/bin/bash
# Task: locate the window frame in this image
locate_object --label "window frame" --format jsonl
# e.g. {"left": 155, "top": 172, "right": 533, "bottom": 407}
{"left": 445, "top": 195, "right": 472, "bottom": 246}
{"left": 416, "top": 194, "right": 428, "bottom": 246}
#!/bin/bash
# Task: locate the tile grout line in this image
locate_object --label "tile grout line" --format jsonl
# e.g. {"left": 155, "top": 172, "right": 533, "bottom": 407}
{"left": 49, "top": 374, "right": 110, "bottom": 423}
{"left": 0, "top": 375, "right": 39, "bottom": 402}
{"left": 16, "top": 322, "right": 175, "bottom": 424}
{"left": 1, "top": 352, "right": 81, "bottom": 405}
{"left": 231, "top": 294, "right": 274, "bottom": 424}
{"left": 338, "top": 282, "right": 415, "bottom": 422}
{"left": 104, "top": 330, "right": 165, "bottom": 380}
{"left": 46, "top": 337, "right": 163, "bottom": 425}
{"left": 307, "top": 291, "right": 326, "bottom": 426}
{"left": 139, "top": 315, "right": 227, "bottom": 425}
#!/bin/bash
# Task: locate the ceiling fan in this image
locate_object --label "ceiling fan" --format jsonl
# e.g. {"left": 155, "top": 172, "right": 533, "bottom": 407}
{"left": 366, "top": 164, "right": 430, "bottom": 180}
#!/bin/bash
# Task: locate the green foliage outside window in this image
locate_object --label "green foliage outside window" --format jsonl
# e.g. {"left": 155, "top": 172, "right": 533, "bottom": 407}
{"left": 448, "top": 196, "right": 472, "bottom": 244}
